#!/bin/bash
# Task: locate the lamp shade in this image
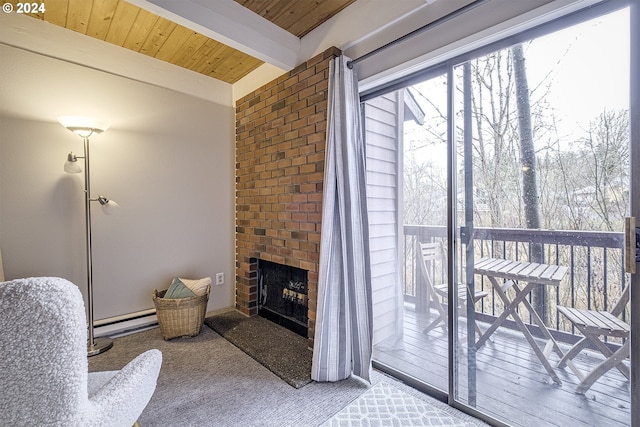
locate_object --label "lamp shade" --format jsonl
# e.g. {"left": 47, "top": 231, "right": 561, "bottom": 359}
{"left": 97, "top": 196, "right": 119, "bottom": 215}
{"left": 58, "top": 116, "right": 110, "bottom": 137}
{"left": 64, "top": 152, "right": 82, "bottom": 173}
{"left": 64, "top": 160, "right": 82, "bottom": 173}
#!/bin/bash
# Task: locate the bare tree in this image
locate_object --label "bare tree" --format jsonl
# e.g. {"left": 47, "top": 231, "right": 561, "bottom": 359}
{"left": 403, "top": 149, "right": 447, "bottom": 225}
{"left": 468, "top": 50, "right": 520, "bottom": 229}
{"left": 579, "top": 110, "right": 630, "bottom": 231}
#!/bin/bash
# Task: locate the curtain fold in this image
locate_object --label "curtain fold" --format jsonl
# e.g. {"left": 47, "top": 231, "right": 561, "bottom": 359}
{"left": 311, "top": 55, "right": 373, "bottom": 382}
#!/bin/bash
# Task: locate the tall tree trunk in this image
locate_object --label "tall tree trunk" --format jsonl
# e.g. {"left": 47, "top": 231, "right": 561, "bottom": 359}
{"left": 512, "top": 44, "right": 546, "bottom": 323}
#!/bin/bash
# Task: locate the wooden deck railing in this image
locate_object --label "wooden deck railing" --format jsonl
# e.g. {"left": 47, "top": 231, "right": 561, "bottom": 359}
{"left": 403, "top": 224, "right": 628, "bottom": 343}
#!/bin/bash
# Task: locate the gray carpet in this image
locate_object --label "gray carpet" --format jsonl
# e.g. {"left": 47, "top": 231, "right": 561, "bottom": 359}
{"left": 88, "top": 324, "right": 489, "bottom": 427}
{"left": 204, "top": 311, "right": 312, "bottom": 388}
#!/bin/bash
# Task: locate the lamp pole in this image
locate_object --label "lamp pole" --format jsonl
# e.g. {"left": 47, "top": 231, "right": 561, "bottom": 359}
{"left": 59, "top": 116, "right": 115, "bottom": 357}
{"left": 82, "top": 135, "right": 113, "bottom": 356}
{"left": 82, "top": 134, "right": 113, "bottom": 356}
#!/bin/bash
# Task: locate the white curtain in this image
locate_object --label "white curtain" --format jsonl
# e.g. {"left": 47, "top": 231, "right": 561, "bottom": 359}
{"left": 311, "top": 55, "right": 373, "bottom": 382}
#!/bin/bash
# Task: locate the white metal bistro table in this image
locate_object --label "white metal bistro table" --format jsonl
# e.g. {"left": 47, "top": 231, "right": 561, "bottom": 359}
{"left": 474, "top": 257, "right": 572, "bottom": 384}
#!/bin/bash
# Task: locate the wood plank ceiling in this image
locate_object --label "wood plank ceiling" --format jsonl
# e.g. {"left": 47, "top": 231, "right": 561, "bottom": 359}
{"left": 236, "top": 0, "right": 356, "bottom": 38}
{"left": 8, "top": 0, "right": 356, "bottom": 84}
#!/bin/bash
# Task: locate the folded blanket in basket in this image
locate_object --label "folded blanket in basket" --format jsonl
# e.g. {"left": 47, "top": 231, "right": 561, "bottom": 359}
{"left": 164, "top": 277, "right": 212, "bottom": 299}
{"left": 164, "top": 278, "right": 196, "bottom": 299}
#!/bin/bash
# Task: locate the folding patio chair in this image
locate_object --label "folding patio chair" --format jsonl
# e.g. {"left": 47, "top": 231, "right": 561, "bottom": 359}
{"left": 417, "top": 241, "right": 487, "bottom": 336}
{"left": 557, "top": 284, "right": 630, "bottom": 393}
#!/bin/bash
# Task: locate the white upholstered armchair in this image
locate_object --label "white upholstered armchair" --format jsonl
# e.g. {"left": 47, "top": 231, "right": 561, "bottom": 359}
{"left": 0, "top": 277, "right": 162, "bottom": 426}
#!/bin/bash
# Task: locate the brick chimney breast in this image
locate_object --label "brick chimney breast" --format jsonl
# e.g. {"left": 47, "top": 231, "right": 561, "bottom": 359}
{"left": 235, "top": 47, "right": 342, "bottom": 349}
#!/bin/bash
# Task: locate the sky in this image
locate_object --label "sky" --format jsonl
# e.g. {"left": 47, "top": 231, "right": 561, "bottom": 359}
{"left": 525, "top": 7, "right": 629, "bottom": 138}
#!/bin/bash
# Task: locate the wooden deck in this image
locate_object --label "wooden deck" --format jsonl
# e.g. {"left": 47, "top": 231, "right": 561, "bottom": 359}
{"left": 373, "top": 305, "right": 631, "bottom": 426}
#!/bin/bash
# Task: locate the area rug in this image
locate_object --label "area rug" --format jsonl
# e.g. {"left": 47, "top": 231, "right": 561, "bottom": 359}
{"left": 204, "top": 310, "right": 313, "bottom": 388}
{"left": 321, "top": 382, "right": 472, "bottom": 427}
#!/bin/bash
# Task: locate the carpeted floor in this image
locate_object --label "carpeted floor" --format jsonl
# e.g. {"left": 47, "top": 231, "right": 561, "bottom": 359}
{"left": 204, "top": 311, "right": 312, "bottom": 388}
{"left": 89, "top": 324, "right": 374, "bottom": 426}
{"left": 88, "top": 318, "right": 488, "bottom": 426}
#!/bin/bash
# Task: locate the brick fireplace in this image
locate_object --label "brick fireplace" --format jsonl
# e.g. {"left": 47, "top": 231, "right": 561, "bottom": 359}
{"left": 235, "top": 46, "right": 341, "bottom": 347}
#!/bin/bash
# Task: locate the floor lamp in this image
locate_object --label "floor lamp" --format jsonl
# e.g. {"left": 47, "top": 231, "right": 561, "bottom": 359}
{"left": 59, "top": 116, "right": 119, "bottom": 357}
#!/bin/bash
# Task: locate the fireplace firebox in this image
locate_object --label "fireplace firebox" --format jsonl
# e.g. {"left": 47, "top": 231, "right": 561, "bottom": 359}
{"left": 257, "top": 260, "right": 308, "bottom": 337}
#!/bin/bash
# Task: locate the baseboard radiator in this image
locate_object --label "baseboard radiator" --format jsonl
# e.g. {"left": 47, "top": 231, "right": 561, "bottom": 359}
{"left": 94, "top": 308, "right": 158, "bottom": 338}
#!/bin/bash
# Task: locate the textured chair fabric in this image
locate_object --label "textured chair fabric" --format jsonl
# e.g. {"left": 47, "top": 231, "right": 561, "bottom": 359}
{"left": 0, "top": 277, "right": 162, "bottom": 426}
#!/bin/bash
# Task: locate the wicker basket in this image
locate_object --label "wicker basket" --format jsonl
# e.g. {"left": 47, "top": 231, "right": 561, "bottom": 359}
{"left": 153, "top": 285, "right": 210, "bottom": 340}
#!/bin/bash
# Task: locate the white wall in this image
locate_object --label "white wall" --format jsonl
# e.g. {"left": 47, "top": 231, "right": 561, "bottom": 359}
{"left": 0, "top": 44, "right": 235, "bottom": 319}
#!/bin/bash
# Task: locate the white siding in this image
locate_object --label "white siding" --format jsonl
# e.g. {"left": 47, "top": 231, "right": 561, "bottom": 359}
{"left": 365, "top": 91, "right": 403, "bottom": 345}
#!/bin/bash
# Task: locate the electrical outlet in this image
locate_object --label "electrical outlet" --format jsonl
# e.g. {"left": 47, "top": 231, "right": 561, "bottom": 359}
{"left": 215, "top": 272, "right": 224, "bottom": 286}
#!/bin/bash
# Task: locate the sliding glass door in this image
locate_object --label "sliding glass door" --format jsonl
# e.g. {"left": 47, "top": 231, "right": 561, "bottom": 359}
{"left": 452, "top": 6, "right": 632, "bottom": 425}
{"left": 366, "top": 2, "right": 635, "bottom": 425}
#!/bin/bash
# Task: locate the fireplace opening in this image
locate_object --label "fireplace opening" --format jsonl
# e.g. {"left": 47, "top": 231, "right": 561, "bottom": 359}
{"left": 257, "top": 260, "right": 308, "bottom": 337}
